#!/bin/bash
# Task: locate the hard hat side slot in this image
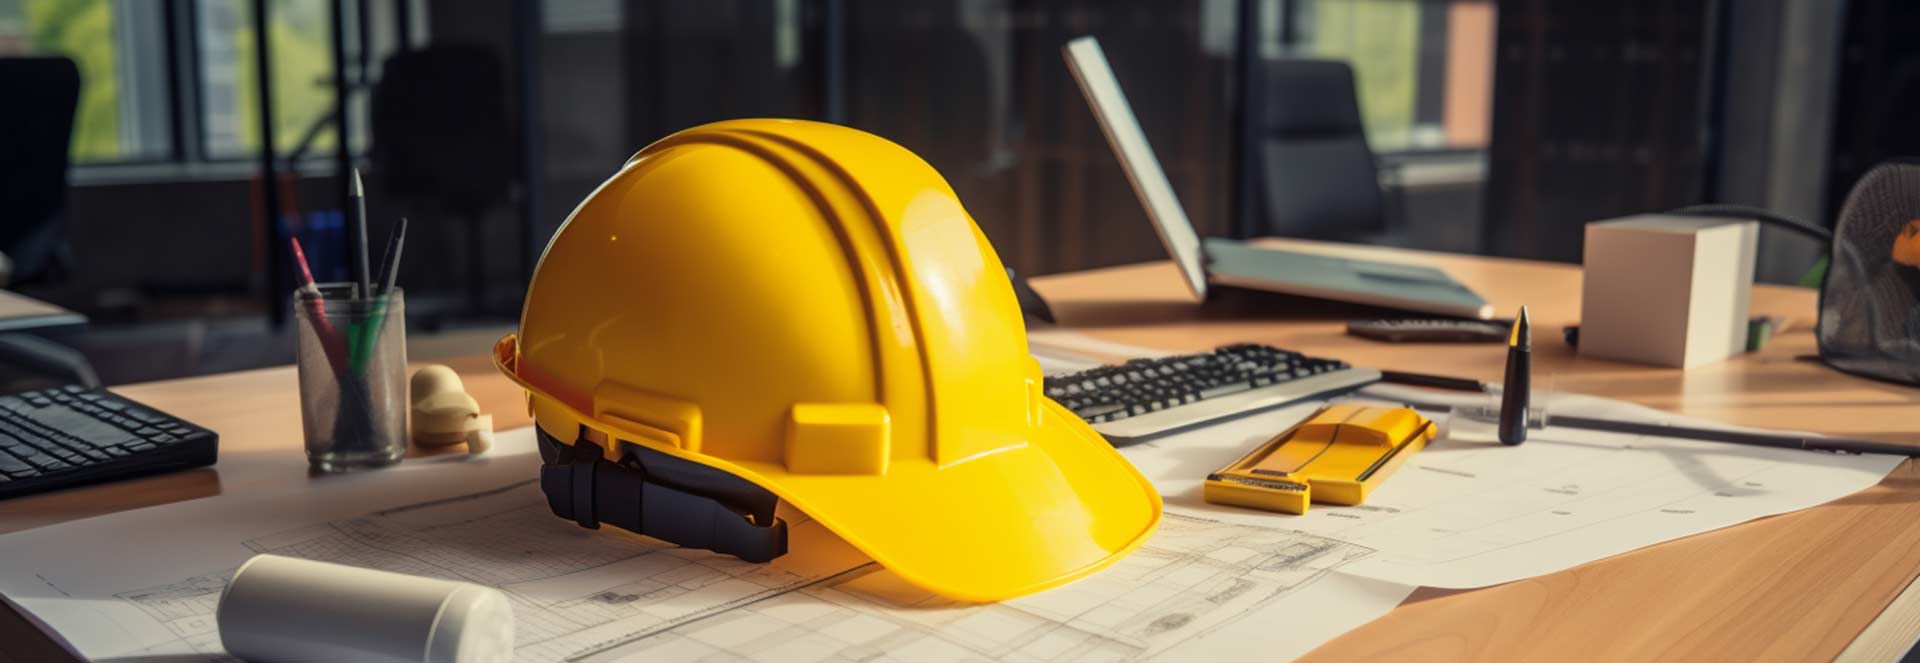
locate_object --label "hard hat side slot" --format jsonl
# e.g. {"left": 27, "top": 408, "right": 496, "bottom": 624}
{"left": 592, "top": 381, "right": 703, "bottom": 454}
{"left": 785, "top": 403, "right": 890, "bottom": 475}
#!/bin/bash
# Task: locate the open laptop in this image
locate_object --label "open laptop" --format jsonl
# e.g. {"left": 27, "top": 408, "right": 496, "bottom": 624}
{"left": 1063, "top": 36, "right": 1494, "bottom": 320}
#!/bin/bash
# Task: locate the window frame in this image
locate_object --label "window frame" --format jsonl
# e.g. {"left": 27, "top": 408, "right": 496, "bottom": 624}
{"left": 68, "top": 0, "right": 385, "bottom": 183}
{"left": 1266, "top": 0, "right": 1492, "bottom": 160}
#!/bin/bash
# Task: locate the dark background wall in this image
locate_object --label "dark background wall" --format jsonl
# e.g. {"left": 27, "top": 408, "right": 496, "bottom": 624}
{"left": 32, "top": 0, "right": 1918, "bottom": 333}
{"left": 1480, "top": 0, "right": 1713, "bottom": 264}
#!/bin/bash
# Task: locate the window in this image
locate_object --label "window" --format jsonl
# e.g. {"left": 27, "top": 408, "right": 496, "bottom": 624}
{"left": 1266, "top": 0, "right": 1495, "bottom": 153}
{"left": 199, "top": 0, "right": 352, "bottom": 159}
{"left": 1, "top": 0, "right": 172, "bottom": 162}
{"left": 1, "top": 0, "right": 404, "bottom": 166}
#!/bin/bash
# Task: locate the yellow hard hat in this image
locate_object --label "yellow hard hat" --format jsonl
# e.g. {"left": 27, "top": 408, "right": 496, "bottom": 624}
{"left": 494, "top": 118, "right": 1160, "bottom": 602}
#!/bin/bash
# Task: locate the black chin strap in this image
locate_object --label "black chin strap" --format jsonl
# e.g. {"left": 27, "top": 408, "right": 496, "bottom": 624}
{"left": 536, "top": 429, "right": 788, "bottom": 563}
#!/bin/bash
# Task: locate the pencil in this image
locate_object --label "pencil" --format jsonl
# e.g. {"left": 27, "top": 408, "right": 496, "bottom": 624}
{"left": 1389, "top": 396, "right": 1920, "bottom": 458}
{"left": 291, "top": 238, "right": 349, "bottom": 375}
{"left": 349, "top": 168, "right": 372, "bottom": 300}
{"left": 1378, "top": 370, "right": 1487, "bottom": 393}
{"left": 1543, "top": 415, "right": 1918, "bottom": 457}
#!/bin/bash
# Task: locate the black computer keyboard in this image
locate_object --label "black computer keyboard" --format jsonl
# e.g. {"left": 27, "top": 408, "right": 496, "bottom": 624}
{"left": 1045, "top": 343, "right": 1379, "bottom": 445}
{"left": 0, "top": 385, "right": 218, "bottom": 500}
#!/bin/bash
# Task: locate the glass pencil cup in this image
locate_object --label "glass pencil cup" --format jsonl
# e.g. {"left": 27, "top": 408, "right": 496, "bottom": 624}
{"left": 295, "top": 284, "right": 407, "bottom": 472}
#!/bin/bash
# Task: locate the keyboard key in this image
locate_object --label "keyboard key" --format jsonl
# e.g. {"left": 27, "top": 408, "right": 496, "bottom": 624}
{"left": 127, "top": 408, "right": 166, "bottom": 423}
{"left": 26, "top": 408, "right": 141, "bottom": 449}
{"left": 0, "top": 454, "right": 31, "bottom": 475}
{"left": 22, "top": 453, "right": 59, "bottom": 469}
{"left": 152, "top": 434, "right": 177, "bottom": 444}
{"left": 1198, "top": 383, "right": 1252, "bottom": 399}
{"left": 128, "top": 442, "right": 156, "bottom": 452}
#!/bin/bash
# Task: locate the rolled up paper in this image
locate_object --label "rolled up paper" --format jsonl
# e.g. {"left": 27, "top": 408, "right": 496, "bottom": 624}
{"left": 217, "top": 554, "right": 513, "bottom": 663}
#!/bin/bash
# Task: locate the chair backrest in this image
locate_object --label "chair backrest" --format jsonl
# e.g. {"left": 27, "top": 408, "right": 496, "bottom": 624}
{"left": 0, "top": 57, "right": 81, "bottom": 275}
{"left": 370, "top": 45, "right": 514, "bottom": 215}
{"left": 1255, "top": 59, "right": 1385, "bottom": 239}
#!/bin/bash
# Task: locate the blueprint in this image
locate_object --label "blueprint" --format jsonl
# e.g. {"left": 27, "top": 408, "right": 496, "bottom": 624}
{"left": 0, "top": 428, "right": 1401, "bottom": 662}
{"left": 0, "top": 338, "right": 1903, "bottom": 660}
{"left": 572, "top": 513, "right": 1371, "bottom": 662}
{"left": 99, "top": 482, "right": 1373, "bottom": 663}
{"left": 1121, "top": 384, "right": 1906, "bottom": 588}
{"left": 107, "top": 482, "right": 860, "bottom": 663}
{"left": 1031, "top": 331, "right": 1904, "bottom": 587}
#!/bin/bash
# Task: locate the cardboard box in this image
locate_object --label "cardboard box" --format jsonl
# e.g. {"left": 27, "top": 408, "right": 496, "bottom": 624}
{"left": 1579, "top": 215, "right": 1758, "bottom": 369}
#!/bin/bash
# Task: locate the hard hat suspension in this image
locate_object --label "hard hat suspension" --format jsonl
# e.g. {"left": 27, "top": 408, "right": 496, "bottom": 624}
{"left": 535, "top": 427, "right": 788, "bottom": 562}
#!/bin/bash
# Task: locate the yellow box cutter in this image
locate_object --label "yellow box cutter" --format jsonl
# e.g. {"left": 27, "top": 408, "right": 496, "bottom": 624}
{"left": 1204, "top": 404, "right": 1435, "bottom": 515}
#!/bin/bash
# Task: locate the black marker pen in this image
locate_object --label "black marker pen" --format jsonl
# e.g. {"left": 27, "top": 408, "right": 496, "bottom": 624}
{"left": 1498, "top": 306, "right": 1531, "bottom": 445}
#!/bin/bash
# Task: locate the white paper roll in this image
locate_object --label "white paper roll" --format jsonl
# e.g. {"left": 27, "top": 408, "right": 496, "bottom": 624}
{"left": 217, "top": 554, "right": 514, "bottom": 663}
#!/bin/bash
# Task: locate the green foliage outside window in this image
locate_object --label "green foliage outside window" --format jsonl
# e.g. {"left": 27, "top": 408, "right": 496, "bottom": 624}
{"left": 24, "top": 0, "right": 121, "bottom": 161}
{"left": 222, "top": 0, "right": 338, "bottom": 156}
{"left": 1306, "top": 0, "right": 1419, "bottom": 149}
{"left": 12, "top": 0, "right": 338, "bottom": 161}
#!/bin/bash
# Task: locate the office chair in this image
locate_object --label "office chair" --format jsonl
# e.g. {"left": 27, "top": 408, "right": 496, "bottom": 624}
{"left": 370, "top": 45, "right": 514, "bottom": 317}
{"left": 0, "top": 334, "right": 98, "bottom": 393}
{"left": 0, "top": 57, "right": 81, "bottom": 287}
{"left": 1253, "top": 59, "right": 1403, "bottom": 242}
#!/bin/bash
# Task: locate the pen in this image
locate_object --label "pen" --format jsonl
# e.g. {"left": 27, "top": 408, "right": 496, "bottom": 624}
{"left": 349, "top": 168, "right": 372, "bottom": 301}
{"left": 1378, "top": 370, "right": 1488, "bottom": 393}
{"left": 353, "top": 218, "right": 408, "bottom": 373}
{"left": 374, "top": 216, "right": 406, "bottom": 296}
{"left": 1497, "top": 306, "right": 1531, "bottom": 445}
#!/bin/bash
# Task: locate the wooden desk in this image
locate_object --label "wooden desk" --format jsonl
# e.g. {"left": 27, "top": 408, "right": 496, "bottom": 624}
{"left": 1030, "top": 238, "right": 1920, "bottom": 662}
{"left": 0, "top": 290, "right": 84, "bottom": 336}
{"left": 0, "top": 239, "right": 1915, "bottom": 661}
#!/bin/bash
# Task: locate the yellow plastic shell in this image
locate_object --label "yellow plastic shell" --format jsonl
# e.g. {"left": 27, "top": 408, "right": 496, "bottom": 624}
{"left": 1204, "top": 404, "right": 1434, "bottom": 515}
{"left": 496, "top": 119, "right": 1161, "bottom": 602}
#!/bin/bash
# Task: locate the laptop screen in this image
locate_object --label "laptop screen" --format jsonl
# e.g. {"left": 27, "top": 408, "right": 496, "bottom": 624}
{"left": 1062, "top": 36, "right": 1209, "bottom": 300}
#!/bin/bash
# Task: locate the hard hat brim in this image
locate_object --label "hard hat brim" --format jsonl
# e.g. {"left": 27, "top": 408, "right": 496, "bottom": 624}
{"left": 497, "top": 335, "right": 1162, "bottom": 602}
{"left": 727, "top": 400, "right": 1163, "bottom": 602}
